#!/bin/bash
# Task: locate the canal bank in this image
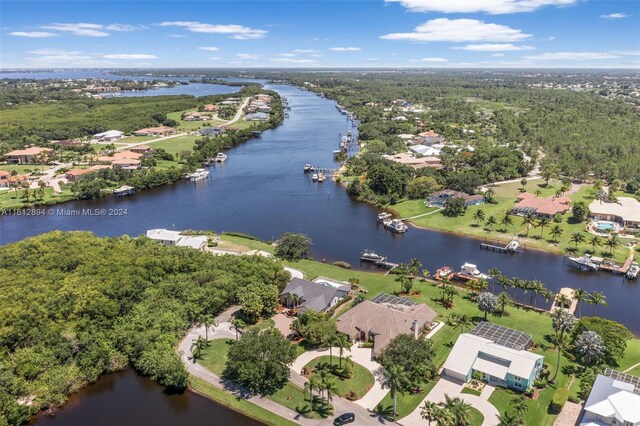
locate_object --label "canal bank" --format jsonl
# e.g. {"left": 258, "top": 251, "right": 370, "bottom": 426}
{"left": 1, "top": 78, "right": 638, "bottom": 336}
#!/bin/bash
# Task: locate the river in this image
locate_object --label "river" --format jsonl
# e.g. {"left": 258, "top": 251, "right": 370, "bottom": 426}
{"left": 29, "top": 369, "right": 259, "bottom": 426}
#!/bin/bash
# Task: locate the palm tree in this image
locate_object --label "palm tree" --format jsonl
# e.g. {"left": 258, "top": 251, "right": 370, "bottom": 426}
{"left": 442, "top": 394, "right": 473, "bottom": 426}
{"left": 327, "top": 334, "right": 338, "bottom": 366}
{"left": 290, "top": 293, "right": 301, "bottom": 309}
{"left": 537, "top": 216, "right": 550, "bottom": 238}
{"left": 589, "top": 235, "right": 602, "bottom": 253}
{"left": 381, "top": 365, "right": 409, "bottom": 420}
{"left": 521, "top": 213, "right": 536, "bottom": 236}
{"left": 520, "top": 177, "right": 528, "bottom": 191}
{"left": 335, "top": 333, "right": 350, "bottom": 367}
{"left": 304, "top": 379, "right": 314, "bottom": 402}
{"left": 550, "top": 332, "right": 569, "bottom": 382}
{"left": 421, "top": 401, "right": 439, "bottom": 426}
{"left": 534, "top": 188, "right": 542, "bottom": 197}
{"left": 231, "top": 318, "right": 245, "bottom": 340}
{"left": 308, "top": 375, "right": 321, "bottom": 401}
{"left": 472, "top": 209, "right": 486, "bottom": 226}
{"left": 488, "top": 268, "right": 501, "bottom": 292}
{"left": 500, "top": 212, "right": 513, "bottom": 232}
{"left": 573, "top": 288, "right": 587, "bottom": 318}
{"left": 322, "top": 377, "right": 338, "bottom": 404}
{"left": 529, "top": 280, "right": 545, "bottom": 306}
{"left": 497, "top": 291, "right": 513, "bottom": 315}
{"left": 190, "top": 336, "right": 207, "bottom": 361}
{"left": 485, "top": 215, "right": 497, "bottom": 231}
{"left": 549, "top": 225, "right": 563, "bottom": 243}
{"left": 202, "top": 314, "right": 214, "bottom": 342}
{"left": 484, "top": 188, "right": 495, "bottom": 203}
{"left": 589, "top": 291, "right": 608, "bottom": 315}
{"left": 511, "top": 394, "right": 528, "bottom": 419}
{"left": 497, "top": 410, "right": 521, "bottom": 426}
{"left": 570, "top": 232, "right": 586, "bottom": 249}
{"left": 606, "top": 235, "right": 619, "bottom": 254}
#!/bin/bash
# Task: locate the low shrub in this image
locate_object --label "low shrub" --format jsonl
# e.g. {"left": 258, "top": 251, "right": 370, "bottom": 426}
{"left": 332, "top": 261, "right": 352, "bottom": 269}
{"left": 550, "top": 388, "right": 569, "bottom": 414}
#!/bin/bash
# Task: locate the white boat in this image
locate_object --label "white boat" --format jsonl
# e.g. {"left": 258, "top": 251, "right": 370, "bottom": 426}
{"left": 187, "top": 168, "right": 209, "bottom": 182}
{"left": 215, "top": 153, "right": 228, "bottom": 162}
{"left": 304, "top": 163, "right": 313, "bottom": 172}
{"left": 360, "top": 250, "right": 385, "bottom": 263}
{"left": 506, "top": 240, "right": 520, "bottom": 252}
{"left": 377, "top": 212, "right": 392, "bottom": 222}
{"left": 626, "top": 262, "right": 639, "bottom": 279}
{"left": 311, "top": 173, "right": 318, "bottom": 181}
{"left": 383, "top": 218, "right": 408, "bottom": 234}
{"left": 459, "top": 263, "right": 489, "bottom": 279}
{"left": 567, "top": 254, "right": 599, "bottom": 271}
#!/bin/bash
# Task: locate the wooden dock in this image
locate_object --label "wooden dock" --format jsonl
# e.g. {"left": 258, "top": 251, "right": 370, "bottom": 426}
{"left": 480, "top": 238, "right": 523, "bottom": 253}
{"left": 597, "top": 250, "right": 635, "bottom": 275}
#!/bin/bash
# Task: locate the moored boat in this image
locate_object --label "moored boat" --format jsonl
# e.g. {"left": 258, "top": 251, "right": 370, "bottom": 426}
{"left": 506, "top": 239, "right": 520, "bottom": 252}
{"left": 435, "top": 266, "right": 453, "bottom": 280}
{"left": 383, "top": 218, "right": 408, "bottom": 234}
{"left": 360, "top": 250, "right": 385, "bottom": 263}
{"left": 311, "top": 173, "right": 318, "bottom": 181}
{"left": 186, "top": 168, "right": 209, "bottom": 182}
{"left": 459, "top": 263, "right": 489, "bottom": 279}
{"left": 215, "top": 153, "right": 228, "bottom": 162}
{"left": 626, "top": 262, "right": 639, "bottom": 279}
{"left": 377, "top": 212, "right": 392, "bottom": 222}
{"left": 304, "top": 163, "right": 313, "bottom": 172}
{"left": 567, "top": 254, "right": 599, "bottom": 271}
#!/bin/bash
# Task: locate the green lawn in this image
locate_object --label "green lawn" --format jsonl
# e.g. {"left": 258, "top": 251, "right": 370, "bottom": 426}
{"left": 304, "top": 355, "right": 375, "bottom": 400}
{"left": 469, "top": 406, "right": 484, "bottom": 426}
{"left": 228, "top": 117, "right": 260, "bottom": 130}
{"left": 267, "top": 382, "right": 333, "bottom": 419}
{"left": 119, "top": 135, "right": 157, "bottom": 144}
{"left": 147, "top": 135, "right": 198, "bottom": 155}
{"left": 626, "top": 365, "right": 640, "bottom": 376}
{"left": 0, "top": 164, "right": 40, "bottom": 173}
{"left": 188, "top": 376, "right": 298, "bottom": 426}
{"left": 0, "top": 186, "right": 75, "bottom": 210}
{"left": 389, "top": 180, "right": 633, "bottom": 264}
{"left": 167, "top": 109, "right": 227, "bottom": 130}
{"left": 199, "top": 339, "right": 234, "bottom": 375}
{"left": 461, "top": 387, "right": 482, "bottom": 396}
{"left": 376, "top": 380, "right": 437, "bottom": 420}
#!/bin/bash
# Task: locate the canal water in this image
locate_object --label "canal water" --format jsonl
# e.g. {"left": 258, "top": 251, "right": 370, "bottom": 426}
{"left": 30, "top": 369, "right": 259, "bottom": 426}
{"left": 1, "top": 78, "right": 638, "bottom": 336}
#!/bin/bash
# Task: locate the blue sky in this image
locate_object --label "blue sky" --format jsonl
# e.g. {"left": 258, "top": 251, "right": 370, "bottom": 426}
{"left": 1, "top": 0, "right": 639, "bottom": 68}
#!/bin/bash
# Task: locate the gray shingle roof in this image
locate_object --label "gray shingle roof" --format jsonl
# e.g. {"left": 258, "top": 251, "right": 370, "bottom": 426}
{"left": 280, "top": 278, "right": 348, "bottom": 313}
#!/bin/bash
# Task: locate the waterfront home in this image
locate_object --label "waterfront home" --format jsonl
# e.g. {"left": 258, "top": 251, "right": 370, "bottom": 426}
{"left": 580, "top": 369, "right": 640, "bottom": 426}
{"left": 65, "top": 169, "right": 93, "bottom": 181}
{"left": 245, "top": 112, "right": 269, "bottom": 121}
{"left": 201, "top": 104, "right": 219, "bottom": 112}
{"left": 183, "top": 112, "right": 211, "bottom": 121}
{"left": 511, "top": 193, "right": 571, "bottom": 219}
{"left": 589, "top": 197, "right": 640, "bottom": 230}
{"left": 111, "top": 159, "right": 141, "bottom": 170}
{"left": 146, "top": 229, "right": 208, "bottom": 251}
{"left": 409, "top": 144, "right": 442, "bottom": 157}
{"left": 133, "top": 126, "right": 175, "bottom": 137}
{"left": 51, "top": 139, "right": 85, "bottom": 147}
{"left": 3, "top": 147, "right": 53, "bottom": 164}
{"left": 0, "top": 170, "right": 11, "bottom": 188}
{"left": 442, "top": 322, "right": 543, "bottom": 391}
{"left": 383, "top": 152, "right": 442, "bottom": 170}
{"left": 278, "top": 278, "right": 349, "bottom": 313}
{"left": 427, "top": 189, "right": 485, "bottom": 207}
{"left": 111, "top": 151, "right": 143, "bottom": 160}
{"left": 197, "top": 127, "right": 225, "bottom": 137}
{"left": 93, "top": 130, "right": 125, "bottom": 142}
{"left": 336, "top": 293, "right": 437, "bottom": 357}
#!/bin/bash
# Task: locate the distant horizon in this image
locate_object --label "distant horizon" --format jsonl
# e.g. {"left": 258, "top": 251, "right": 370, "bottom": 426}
{"left": 1, "top": 67, "right": 639, "bottom": 72}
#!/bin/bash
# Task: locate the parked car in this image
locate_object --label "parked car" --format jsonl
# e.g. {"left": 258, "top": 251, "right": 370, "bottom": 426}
{"left": 333, "top": 412, "right": 355, "bottom": 425}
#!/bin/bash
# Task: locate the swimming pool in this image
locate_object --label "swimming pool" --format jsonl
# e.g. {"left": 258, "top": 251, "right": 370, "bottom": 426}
{"left": 595, "top": 222, "right": 616, "bottom": 231}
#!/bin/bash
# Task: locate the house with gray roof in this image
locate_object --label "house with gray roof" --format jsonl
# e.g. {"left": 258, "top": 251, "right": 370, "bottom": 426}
{"left": 279, "top": 278, "right": 349, "bottom": 313}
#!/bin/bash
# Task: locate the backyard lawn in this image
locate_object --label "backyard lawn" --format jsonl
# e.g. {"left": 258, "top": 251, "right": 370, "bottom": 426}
{"left": 167, "top": 109, "right": 227, "bottom": 130}
{"left": 389, "top": 180, "right": 634, "bottom": 264}
{"left": 0, "top": 186, "right": 75, "bottom": 210}
{"left": 376, "top": 380, "right": 437, "bottom": 420}
{"left": 147, "top": 135, "right": 199, "bottom": 155}
{"left": 198, "top": 339, "right": 234, "bottom": 375}
{"left": 304, "top": 355, "right": 375, "bottom": 400}
{"left": 268, "top": 382, "right": 333, "bottom": 419}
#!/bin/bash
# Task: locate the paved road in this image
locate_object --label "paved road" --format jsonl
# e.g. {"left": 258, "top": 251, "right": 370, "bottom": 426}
{"left": 178, "top": 323, "right": 392, "bottom": 425}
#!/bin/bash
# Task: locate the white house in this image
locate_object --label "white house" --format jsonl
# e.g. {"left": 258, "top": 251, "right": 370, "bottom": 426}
{"left": 94, "top": 130, "right": 125, "bottom": 142}
{"left": 581, "top": 369, "right": 640, "bottom": 426}
{"left": 442, "top": 322, "right": 544, "bottom": 391}
{"left": 410, "top": 144, "right": 442, "bottom": 157}
{"left": 146, "top": 229, "right": 207, "bottom": 251}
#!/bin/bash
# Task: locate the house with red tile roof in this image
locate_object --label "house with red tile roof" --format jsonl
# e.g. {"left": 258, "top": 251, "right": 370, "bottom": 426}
{"left": 133, "top": 126, "right": 175, "bottom": 137}
{"left": 511, "top": 193, "right": 572, "bottom": 219}
{"left": 3, "top": 147, "right": 53, "bottom": 164}
{"left": 0, "top": 170, "right": 11, "bottom": 188}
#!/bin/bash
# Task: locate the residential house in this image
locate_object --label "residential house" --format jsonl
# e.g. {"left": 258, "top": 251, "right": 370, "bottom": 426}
{"left": 417, "top": 131, "right": 446, "bottom": 145}
{"left": 427, "top": 189, "right": 485, "bottom": 207}
{"left": 111, "top": 151, "right": 143, "bottom": 160}
{"left": 133, "top": 126, "right": 175, "bottom": 137}
{"left": 245, "top": 112, "right": 269, "bottom": 121}
{"left": 129, "top": 145, "right": 152, "bottom": 154}
{"left": 202, "top": 104, "right": 219, "bottom": 112}
{"left": 511, "top": 193, "right": 572, "bottom": 219}
{"left": 3, "top": 147, "right": 53, "bottom": 164}
{"left": 442, "top": 322, "right": 544, "bottom": 391}
{"left": 197, "top": 127, "right": 225, "bottom": 137}
{"left": 183, "top": 112, "right": 211, "bottom": 121}
{"left": 409, "top": 144, "right": 442, "bottom": 157}
{"left": 392, "top": 116, "right": 408, "bottom": 122}
{"left": 111, "top": 159, "right": 141, "bottom": 170}
{"left": 278, "top": 278, "right": 349, "bottom": 313}
{"left": 146, "top": 229, "right": 208, "bottom": 251}
{"left": 93, "top": 130, "right": 125, "bottom": 142}
{"left": 0, "top": 171, "right": 11, "bottom": 188}
{"left": 383, "top": 153, "right": 442, "bottom": 170}
{"left": 51, "top": 139, "right": 85, "bottom": 147}
{"left": 65, "top": 169, "right": 93, "bottom": 181}
{"left": 589, "top": 197, "right": 640, "bottom": 229}
{"left": 580, "top": 369, "right": 640, "bottom": 426}
{"left": 336, "top": 293, "right": 437, "bottom": 357}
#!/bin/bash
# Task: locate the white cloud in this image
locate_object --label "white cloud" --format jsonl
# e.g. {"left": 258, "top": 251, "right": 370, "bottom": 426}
{"left": 28, "top": 48, "right": 83, "bottom": 55}
{"left": 381, "top": 19, "right": 531, "bottom": 42}
{"left": 168, "top": 34, "right": 186, "bottom": 38}
{"left": 492, "top": 53, "right": 505, "bottom": 57}
{"left": 159, "top": 21, "right": 267, "bottom": 39}
{"left": 279, "top": 53, "right": 297, "bottom": 57}
{"left": 365, "top": 58, "right": 380, "bottom": 61}
{"left": 600, "top": 13, "right": 629, "bottom": 19}
{"left": 209, "top": 57, "right": 220, "bottom": 60}
{"left": 103, "top": 54, "right": 158, "bottom": 59}
{"left": 415, "top": 57, "right": 449, "bottom": 62}
{"left": 41, "top": 23, "right": 110, "bottom": 37}
{"left": 236, "top": 53, "right": 260, "bottom": 59}
{"left": 27, "top": 54, "right": 94, "bottom": 64}
{"left": 524, "top": 52, "right": 619, "bottom": 61}
{"left": 105, "top": 23, "right": 136, "bottom": 31}
{"left": 452, "top": 43, "right": 534, "bottom": 51}
{"left": 330, "top": 47, "right": 361, "bottom": 51}
{"left": 199, "top": 46, "right": 220, "bottom": 51}
{"left": 270, "top": 58, "right": 318, "bottom": 63}
{"left": 385, "top": 0, "right": 577, "bottom": 14}
{"left": 292, "top": 49, "right": 320, "bottom": 54}
{"left": 9, "top": 31, "right": 57, "bottom": 38}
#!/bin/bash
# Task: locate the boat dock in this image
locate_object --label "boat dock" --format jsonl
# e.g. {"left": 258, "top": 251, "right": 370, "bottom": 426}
{"left": 582, "top": 250, "right": 635, "bottom": 275}
{"left": 550, "top": 287, "right": 577, "bottom": 315}
{"left": 480, "top": 238, "right": 523, "bottom": 253}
